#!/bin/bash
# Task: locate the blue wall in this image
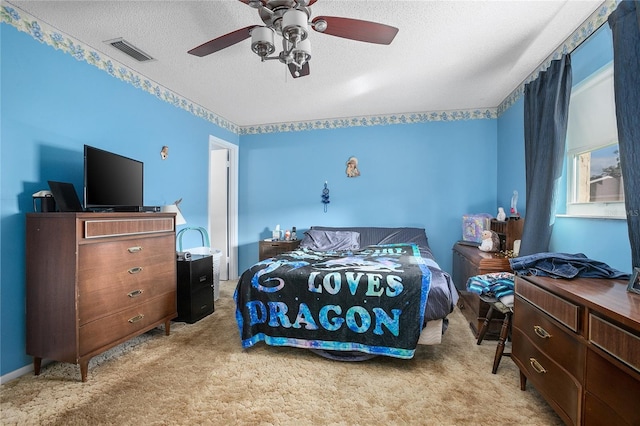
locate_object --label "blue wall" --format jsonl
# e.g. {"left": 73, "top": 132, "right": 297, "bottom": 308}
{"left": 1, "top": 25, "right": 237, "bottom": 376}
{"left": 238, "top": 121, "right": 499, "bottom": 273}
{"left": 496, "top": 24, "right": 631, "bottom": 272}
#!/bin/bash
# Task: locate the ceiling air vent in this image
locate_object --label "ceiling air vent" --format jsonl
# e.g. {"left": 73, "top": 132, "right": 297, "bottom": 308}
{"left": 105, "top": 38, "right": 154, "bottom": 62}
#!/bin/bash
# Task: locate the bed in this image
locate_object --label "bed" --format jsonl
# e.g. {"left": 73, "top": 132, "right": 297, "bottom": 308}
{"left": 234, "top": 226, "right": 459, "bottom": 360}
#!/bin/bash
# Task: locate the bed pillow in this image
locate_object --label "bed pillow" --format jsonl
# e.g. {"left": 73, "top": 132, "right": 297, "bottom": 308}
{"left": 300, "top": 230, "right": 360, "bottom": 251}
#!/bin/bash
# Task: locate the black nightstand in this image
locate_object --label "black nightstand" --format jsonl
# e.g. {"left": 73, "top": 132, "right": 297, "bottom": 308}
{"left": 176, "top": 254, "right": 214, "bottom": 323}
{"left": 258, "top": 239, "right": 301, "bottom": 261}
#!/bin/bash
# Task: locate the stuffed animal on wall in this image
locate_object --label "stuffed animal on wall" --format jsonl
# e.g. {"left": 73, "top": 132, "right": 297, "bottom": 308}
{"left": 478, "top": 230, "right": 500, "bottom": 252}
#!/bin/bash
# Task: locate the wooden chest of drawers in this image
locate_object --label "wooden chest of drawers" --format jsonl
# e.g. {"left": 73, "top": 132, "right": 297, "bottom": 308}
{"left": 451, "top": 242, "right": 512, "bottom": 338}
{"left": 513, "top": 275, "right": 640, "bottom": 425}
{"left": 26, "top": 212, "right": 177, "bottom": 381}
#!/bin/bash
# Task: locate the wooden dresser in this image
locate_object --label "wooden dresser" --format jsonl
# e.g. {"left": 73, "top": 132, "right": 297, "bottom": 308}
{"left": 452, "top": 242, "right": 512, "bottom": 338}
{"left": 513, "top": 275, "right": 640, "bottom": 425}
{"left": 26, "top": 212, "right": 177, "bottom": 382}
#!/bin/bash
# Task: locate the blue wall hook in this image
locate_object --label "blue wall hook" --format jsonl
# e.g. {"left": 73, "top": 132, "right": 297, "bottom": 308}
{"left": 321, "top": 181, "right": 330, "bottom": 213}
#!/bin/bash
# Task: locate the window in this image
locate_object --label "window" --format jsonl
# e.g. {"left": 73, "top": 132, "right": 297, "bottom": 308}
{"left": 565, "top": 62, "right": 625, "bottom": 218}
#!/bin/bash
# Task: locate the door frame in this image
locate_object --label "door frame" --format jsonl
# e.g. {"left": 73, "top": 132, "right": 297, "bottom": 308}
{"left": 208, "top": 135, "right": 239, "bottom": 279}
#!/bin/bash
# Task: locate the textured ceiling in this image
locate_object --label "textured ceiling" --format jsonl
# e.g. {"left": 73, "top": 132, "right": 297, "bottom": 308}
{"left": 8, "top": 0, "right": 604, "bottom": 128}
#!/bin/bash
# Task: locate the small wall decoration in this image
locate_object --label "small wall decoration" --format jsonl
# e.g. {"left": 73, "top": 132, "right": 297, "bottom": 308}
{"left": 321, "top": 181, "right": 330, "bottom": 213}
{"left": 346, "top": 156, "right": 360, "bottom": 177}
{"left": 627, "top": 267, "right": 640, "bottom": 295}
{"left": 160, "top": 146, "right": 169, "bottom": 160}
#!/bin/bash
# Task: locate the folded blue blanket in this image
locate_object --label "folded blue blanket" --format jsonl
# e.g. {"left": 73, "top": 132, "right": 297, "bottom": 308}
{"left": 509, "top": 252, "right": 629, "bottom": 279}
{"left": 466, "top": 272, "right": 515, "bottom": 301}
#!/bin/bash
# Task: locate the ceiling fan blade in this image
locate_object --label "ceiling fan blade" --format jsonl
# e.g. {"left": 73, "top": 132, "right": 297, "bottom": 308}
{"left": 288, "top": 62, "right": 310, "bottom": 78}
{"left": 312, "top": 16, "right": 398, "bottom": 45}
{"left": 188, "top": 25, "right": 258, "bottom": 57}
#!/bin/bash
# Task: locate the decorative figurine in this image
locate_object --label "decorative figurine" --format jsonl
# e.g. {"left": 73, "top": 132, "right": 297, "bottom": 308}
{"left": 346, "top": 157, "right": 360, "bottom": 177}
{"left": 510, "top": 190, "right": 519, "bottom": 217}
{"left": 497, "top": 207, "right": 507, "bottom": 221}
{"left": 478, "top": 230, "right": 500, "bottom": 252}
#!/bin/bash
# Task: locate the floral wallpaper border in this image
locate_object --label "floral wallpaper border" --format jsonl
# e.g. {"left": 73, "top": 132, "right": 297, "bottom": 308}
{"left": 1, "top": 0, "right": 617, "bottom": 136}
{"left": 0, "top": 2, "right": 240, "bottom": 135}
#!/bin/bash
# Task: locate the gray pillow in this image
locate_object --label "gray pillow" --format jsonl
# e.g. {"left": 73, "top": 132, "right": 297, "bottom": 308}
{"left": 300, "top": 230, "right": 360, "bottom": 251}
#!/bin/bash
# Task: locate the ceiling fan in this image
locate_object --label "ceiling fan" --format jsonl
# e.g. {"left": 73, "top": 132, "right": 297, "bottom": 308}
{"left": 187, "top": 0, "right": 399, "bottom": 78}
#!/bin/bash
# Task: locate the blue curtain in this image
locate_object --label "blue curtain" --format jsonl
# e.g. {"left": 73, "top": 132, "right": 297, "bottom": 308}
{"left": 519, "top": 55, "right": 572, "bottom": 256}
{"left": 609, "top": 1, "right": 640, "bottom": 269}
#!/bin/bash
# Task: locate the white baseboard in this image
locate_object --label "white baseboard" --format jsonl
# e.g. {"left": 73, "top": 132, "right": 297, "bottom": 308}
{"left": 0, "top": 360, "right": 51, "bottom": 384}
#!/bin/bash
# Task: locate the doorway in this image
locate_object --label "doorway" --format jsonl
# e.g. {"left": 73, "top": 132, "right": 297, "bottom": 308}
{"left": 208, "top": 135, "right": 239, "bottom": 280}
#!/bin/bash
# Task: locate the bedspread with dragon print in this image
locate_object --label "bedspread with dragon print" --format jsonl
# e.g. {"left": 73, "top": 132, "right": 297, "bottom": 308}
{"left": 234, "top": 243, "right": 432, "bottom": 359}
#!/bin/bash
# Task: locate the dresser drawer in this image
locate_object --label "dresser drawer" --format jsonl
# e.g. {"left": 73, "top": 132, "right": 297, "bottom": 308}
{"left": 177, "top": 255, "right": 213, "bottom": 292}
{"left": 79, "top": 293, "right": 176, "bottom": 356}
{"left": 514, "top": 296, "right": 585, "bottom": 380}
{"left": 452, "top": 248, "right": 479, "bottom": 290}
{"left": 584, "top": 392, "right": 627, "bottom": 426}
{"left": 585, "top": 349, "right": 640, "bottom": 425}
{"left": 176, "top": 285, "right": 214, "bottom": 324}
{"left": 259, "top": 240, "right": 300, "bottom": 261}
{"left": 78, "top": 269, "right": 175, "bottom": 325}
{"left": 516, "top": 278, "right": 580, "bottom": 332}
{"left": 83, "top": 217, "right": 174, "bottom": 239}
{"left": 512, "top": 328, "right": 581, "bottom": 426}
{"left": 589, "top": 314, "right": 640, "bottom": 372}
{"left": 78, "top": 235, "right": 175, "bottom": 283}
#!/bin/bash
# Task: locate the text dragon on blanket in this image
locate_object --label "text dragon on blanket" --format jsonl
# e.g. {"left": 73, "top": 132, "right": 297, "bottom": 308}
{"left": 234, "top": 244, "right": 432, "bottom": 358}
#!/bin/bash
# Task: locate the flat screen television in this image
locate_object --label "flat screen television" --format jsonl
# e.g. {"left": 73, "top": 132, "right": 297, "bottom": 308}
{"left": 84, "top": 145, "right": 143, "bottom": 211}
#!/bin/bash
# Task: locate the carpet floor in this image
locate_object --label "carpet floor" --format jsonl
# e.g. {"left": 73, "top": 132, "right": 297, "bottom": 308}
{"left": 1, "top": 280, "right": 561, "bottom": 425}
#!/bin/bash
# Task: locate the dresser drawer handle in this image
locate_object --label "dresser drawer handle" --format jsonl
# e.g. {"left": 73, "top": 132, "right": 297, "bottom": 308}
{"left": 529, "top": 358, "right": 547, "bottom": 374}
{"left": 128, "top": 267, "right": 143, "bottom": 274}
{"left": 128, "top": 314, "right": 144, "bottom": 323}
{"left": 127, "top": 289, "right": 144, "bottom": 298}
{"left": 127, "top": 246, "right": 143, "bottom": 253}
{"left": 533, "top": 325, "right": 552, "bottom": 339}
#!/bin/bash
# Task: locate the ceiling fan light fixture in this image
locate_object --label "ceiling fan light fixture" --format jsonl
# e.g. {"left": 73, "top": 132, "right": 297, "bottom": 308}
{"left": 251, "top": 26, "right": 275, "bottom": 58}
{"left": 292, "top": 38, "right": 311, "bottom": 67}
{"left": 282, "top": 9, "right": 309, "bottom": 44}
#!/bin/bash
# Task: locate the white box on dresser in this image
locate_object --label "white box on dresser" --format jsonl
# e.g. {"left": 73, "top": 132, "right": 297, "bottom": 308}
{"left": 26, "top": 212, "right": 177, "bottom": 382}
{"left": 513, "top": 275, "right": 640, "bottom": 425}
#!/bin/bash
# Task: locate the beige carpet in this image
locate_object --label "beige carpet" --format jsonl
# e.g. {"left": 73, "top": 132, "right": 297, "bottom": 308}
{"left": 1, "top": 281, "right": 561, "bottom": 425}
